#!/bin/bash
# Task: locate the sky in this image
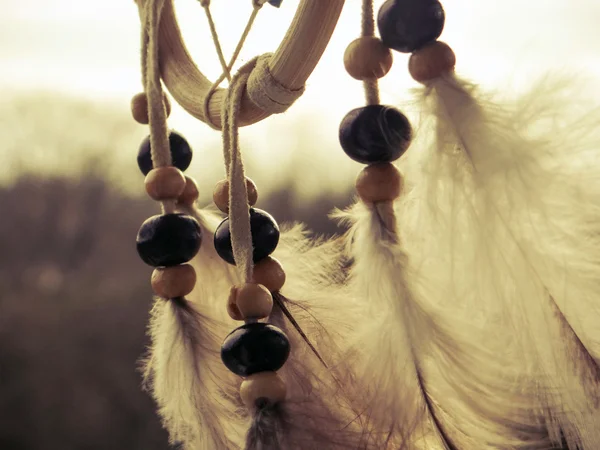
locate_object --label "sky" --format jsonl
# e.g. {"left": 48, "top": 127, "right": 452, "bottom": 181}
{"left": 1, "top": 0, "right": 599, "bottom": 196}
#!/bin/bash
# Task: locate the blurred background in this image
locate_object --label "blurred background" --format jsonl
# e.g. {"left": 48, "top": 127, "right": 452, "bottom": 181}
{"left": 0, "top": 0, "right": 599, "bottom": 448}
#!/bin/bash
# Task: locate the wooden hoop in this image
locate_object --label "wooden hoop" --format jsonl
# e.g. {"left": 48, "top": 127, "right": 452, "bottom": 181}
{"left": 149, "top": 0, "right": 345, "bottom": 129}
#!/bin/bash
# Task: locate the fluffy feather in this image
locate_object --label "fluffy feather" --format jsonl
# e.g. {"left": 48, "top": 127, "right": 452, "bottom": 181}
{"left": 239, "top": 224, "right": 371, "bottom": 449}
{"left": 336, "top": 201, "right": 552, "bottom": 449}
{"left": 397, "top": 73, "right": 600, "bottom": 448}
{"left": 142, "top": 208, "right": 246, "bottom": 450}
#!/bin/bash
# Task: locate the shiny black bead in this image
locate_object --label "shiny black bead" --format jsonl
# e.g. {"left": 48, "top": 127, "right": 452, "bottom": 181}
{"left": 221, "top": 323, "right": 290, "bottom": 376}
{"left": 136, "top": 214, "right": 202, "bottom": 267}
{"left": 377, "top": 0, "right": 445, "bottom": 53}
{"left": 214, "top": 208, "right": 280, "bottom": 265}
{"left": 339, "top": 104, "right": 412, "bottom": 164}
{"left": 137, "top": 130, "right": 193, "bottom": 176}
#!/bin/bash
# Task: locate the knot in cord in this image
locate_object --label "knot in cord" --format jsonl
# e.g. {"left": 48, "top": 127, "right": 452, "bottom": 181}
{"left": 204, "top": 53, "right": 305, "bottom": 130}
{"left": 247, "top": 53, "right": 305, "bottom": 114}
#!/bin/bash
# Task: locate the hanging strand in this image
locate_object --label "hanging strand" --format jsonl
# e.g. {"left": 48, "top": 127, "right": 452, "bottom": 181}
{"left": 220, "top": 59, "right": 261, "bottom": 282}
{"left": 199, "top": 0, "right": 232, "bottom": 82}
{"left": 202, "top": 1, "right": 266, "bottom": 129}
{"left": 361, "top": 0, "right": 380, "bottom": 105}
{"left": 141, "top": 0, "right": 176, "bottom": 213}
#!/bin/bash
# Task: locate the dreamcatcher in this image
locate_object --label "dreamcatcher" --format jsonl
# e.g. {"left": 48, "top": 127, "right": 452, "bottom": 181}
{"left": 129, "top": 0, "right": 600, "bottom": 449}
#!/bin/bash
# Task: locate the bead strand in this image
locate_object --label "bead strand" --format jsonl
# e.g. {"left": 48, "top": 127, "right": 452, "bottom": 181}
{"left": 339, "top": 0, "right": 412, "bottom": 203}
{"left": 212, "top": 175, "right": 291, "bottom": 408}
{"left": 377, "top": 0, "right": 455, "bottom": 83}
{"left": 131, "top": 47, "right": 203, "bottom": 303}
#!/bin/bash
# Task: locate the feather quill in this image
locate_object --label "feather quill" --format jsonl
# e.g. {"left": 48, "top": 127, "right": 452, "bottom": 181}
{"left": 399, "top": 72, "right": 600, "bottom": 449}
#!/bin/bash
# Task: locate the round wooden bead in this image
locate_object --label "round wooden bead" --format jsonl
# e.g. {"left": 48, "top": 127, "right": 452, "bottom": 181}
{"left": 214, "top": 208, "right": 280, "bottom": 266}
{"left": 240, "top": 371, "right": 287, "bottom": 408}
{"left": 144, "top": 166, "right": 186, "bottom": 201}
{"left": 408, "top": 41, "right": 456, "bottom": 83}
{"left": 227, "top": 286, "right": 244, "bottom": 321}
{"left": 236, "top": 283, "right": 273, "bottom": 319}
{"left": 343, "top": 37, "right": 393, "bottom": 80}
{"left": 131, "top": 92, "right": 172, "bottom": 125}
{"left": 136, "top": 214, "right": 202, "bottom": 267}
{"left": 339, "top": 105, "right": 412, "bottom": 164}
{"left": 177, "top": 176, "right": 200, "bottom": 206}
{"left": 213, "top": 178, "right": 258, "bottom": 213}
{"left": 137, "top": 131, "right": 193, "bottom": 176}
{"left": 356, "top": 163, "right": 403, "bottom": 203}
{"left": 151, "top": 264, "right": 197, "bottom": 298}
{"left": 221, "top": 323, "right": 290, "bottom": 376}
{"left": 377, "top": 0, "right": 445, "bottom": 53}
{"left": 251, "top": 257, "right": 286, "bottom": 293}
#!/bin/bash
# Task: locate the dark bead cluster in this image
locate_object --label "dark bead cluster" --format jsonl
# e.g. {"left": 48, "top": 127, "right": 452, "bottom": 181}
{"left": 135, "top": 131, "right": 202, "bottom": 270}
{"left": 211, "top": 181, "right": 287, "bottom": 378}
{"left": 339, "top": 0, "right": 448, "bottom": 165}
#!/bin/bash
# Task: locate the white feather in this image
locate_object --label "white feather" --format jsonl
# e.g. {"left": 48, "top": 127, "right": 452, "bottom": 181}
{"left": 397, "top": 73, "right": 600, "bottom": 449}
{"left": 143, "top": 208, "right": 246, "bottom": 450}
{"left": 335, "top": 201, "right": 550, "bottom": 449}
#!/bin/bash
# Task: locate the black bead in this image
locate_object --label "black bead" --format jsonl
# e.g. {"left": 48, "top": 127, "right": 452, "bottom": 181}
{"left": 377, "top": 0, "right": 445, "bottom": 53}
{"left": 136, "top": 214, "right": 202, "bottom": 267}
{"left": 221, "top": 323, "right": 290, "bottom": 376}
{"left": 137, "top": 130, "right": 193, "bottom": 176}
{"left": 214, "top": 208, "right": 280, "bottom": 265}
{"left": 339, "top": 104, "right": 412, "bottom": 164}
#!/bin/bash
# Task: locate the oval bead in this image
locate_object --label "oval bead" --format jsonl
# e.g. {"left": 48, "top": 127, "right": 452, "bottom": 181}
{"left": 151, "top": 264, "right": 197, "bottom": 298}
{"left": 343, "top": 36, "right": 393, "bottom": 80}
{"left": 339, "top": 105, "right": 412, "bottom": 164}
{"left": 213, "top": 178, "right": 258, "bottom": 213}
{"left": 214, "top": 208, "right": 280, "bottom": 265}
{"left": 251, "top": 257, "right": 286, "bottom": 293}
{"left": 131, "top": 92, "right": 172, "bottom": 125}
{"left": 145, "top": 166, "right": 186, "bottom": 201}
{"left": 177, "top": 176, "right": 200, "bottom": 206}
{"left": 221, "top": 323, "right": 290, "bottom": 376}
{"left": 136, "top": 214, "right": 202, "bottom": 267}
{"left": 356, "top": 163, "right": 404, "bottom": 203}
{"left": 240, "top": 371, "right": 287, "bottom": 408}
{"left": 377, "top": 0, "right": 445, "bottom": 53}
{"left": 137, "top": 131, "right": 193, "bottom": 176}
{"left": 236, "top": 283, "right": 273, "bottom": 319}
{"left": 408, "top": 41, "right": 456, "bottom": 83}
{"left": 227, "top": 286, "right": 244, "bottom": 321}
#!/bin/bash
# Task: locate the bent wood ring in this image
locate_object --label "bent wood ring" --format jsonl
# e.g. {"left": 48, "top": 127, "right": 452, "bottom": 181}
{"left": 140, "top": 0, "right": 346, "bottom": 129}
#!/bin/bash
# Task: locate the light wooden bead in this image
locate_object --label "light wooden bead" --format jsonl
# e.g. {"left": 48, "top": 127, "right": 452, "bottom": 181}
{"left": 131, "top": 92, "right": 172, "bottom": 125}
{"left": 252, "top": 257, "right": 286, "bottom": 293}
{"left": 227, "top": 286, "right": 244, "bottom": 321}
{"left": 240, "top": 371, "right": 287, "bottom": 408}
{"left": 151, "top": 264, "right": 196, "bottom": 298}
{"left": 355, "top": 163, "right": 403, "bottom": 204}
{"left": 213, "top": 178, "right": 258, "bottom": 213}
{"left": 236, "top": 283, "right": 273, "bottom": 319}
{"left": 145, "top": 166, "right": 187, "bottom": 201}
{"left": 177, "top": 176, "right": 200, "bottom": 206}
{"left": 343, "top": 36, "right": 393, "bottom": 81}
{"left": 408, "top": 41, "right": 456, "bottom": 83}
